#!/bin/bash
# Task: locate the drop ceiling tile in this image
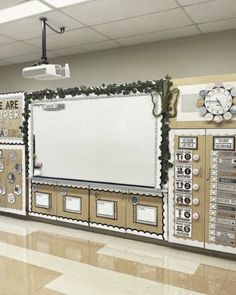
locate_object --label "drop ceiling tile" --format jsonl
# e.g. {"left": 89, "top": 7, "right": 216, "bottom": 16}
{"left": 61, "top": 0, "right": 178, "bottom": 25}
{"left": 0, "top": 0, "right": 24, "bottom": 10}
{"left": 0, "top": 34, "right": 16, "bottom": 45}
{"left": 198, "top": 18, "right": 236, "bottom": 32}
{"left": 0, "top": 42, "right": 40, "bottom": 59}
{"left": 4, "top": 51, "right": 58, "bottom": 65}
{"left": 0, "top": 10, "right": 84, "bottom": 41}
{"left": 184, "top": 0, "right": 236, "bottom": 23}
{"left": 93, "top": 8, "right": 193, "bottom": 39}
{"left": 177, "top": 0, "right": 211, "bottom": 5}
{"left": 116, "top": 26, "right": 200, "bottom": 46}
{"left": 25, "top": 27, "right": 108, "bottom": 50}
{"left": 53, "top": 40, "right": 120, "bottom": 56}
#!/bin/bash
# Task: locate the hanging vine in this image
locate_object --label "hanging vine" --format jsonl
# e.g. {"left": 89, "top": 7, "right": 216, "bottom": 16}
{"left": 151, "top": 76, "right": 179, "bottom": 186}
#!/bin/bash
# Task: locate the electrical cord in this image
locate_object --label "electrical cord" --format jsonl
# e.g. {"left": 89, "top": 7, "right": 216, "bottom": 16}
{"left": 46, "top": 23, "right": 65, "bottom": 34}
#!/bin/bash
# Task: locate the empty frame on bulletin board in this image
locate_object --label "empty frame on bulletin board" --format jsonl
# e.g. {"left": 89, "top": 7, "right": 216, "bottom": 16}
{"left": 32, "top": 94, "right": 161, "bottom": 188}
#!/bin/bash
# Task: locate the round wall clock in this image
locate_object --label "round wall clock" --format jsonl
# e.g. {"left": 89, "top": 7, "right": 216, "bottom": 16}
{"left": 197, "top": 82, "right": 236, "bottom": 123}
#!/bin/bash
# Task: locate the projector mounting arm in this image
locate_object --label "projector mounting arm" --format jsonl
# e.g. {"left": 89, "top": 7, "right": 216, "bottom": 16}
{"left": 40, "top": 17, "right": 65, "bottom": 65}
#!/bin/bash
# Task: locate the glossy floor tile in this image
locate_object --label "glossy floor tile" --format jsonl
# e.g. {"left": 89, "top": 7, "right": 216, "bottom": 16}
{"left": 0, "top": 215, "right": 234, "bottom": 295}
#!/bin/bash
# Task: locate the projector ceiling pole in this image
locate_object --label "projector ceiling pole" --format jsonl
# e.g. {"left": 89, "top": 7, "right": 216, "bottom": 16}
{"left": 40, "top": 17, "right": 48, "bottom": 64}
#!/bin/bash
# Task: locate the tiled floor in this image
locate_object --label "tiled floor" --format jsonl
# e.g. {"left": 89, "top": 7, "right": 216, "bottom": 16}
{"left": 0, "top": 216, "right": 235, "bottom": 294}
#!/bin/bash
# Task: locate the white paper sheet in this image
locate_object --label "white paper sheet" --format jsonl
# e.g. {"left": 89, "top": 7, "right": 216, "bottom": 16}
{"left": 35, "top": 192, "right": 50, "bottom": 208}
{"left": 136, "top": 205, "right": 157, "bottom": 225}
{"left": 96, "top": 200, "right": 115, "bottom": 218}
{"left": 65, "top": 196, "right": 81, "bottom": 213}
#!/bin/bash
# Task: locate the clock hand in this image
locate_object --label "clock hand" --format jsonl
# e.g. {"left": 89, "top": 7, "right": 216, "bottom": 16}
{"left": 216, "top": 98, "right": 223, "bottom": 107}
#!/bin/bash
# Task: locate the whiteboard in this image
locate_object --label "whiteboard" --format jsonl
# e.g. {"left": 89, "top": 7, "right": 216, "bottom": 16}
{"left": 32, "top": 95, "right": 158, "bottom": 187}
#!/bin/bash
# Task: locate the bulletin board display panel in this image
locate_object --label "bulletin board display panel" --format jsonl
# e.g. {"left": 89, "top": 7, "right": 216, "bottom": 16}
{"left": 32, "top": 95, "right": 160, "bottom": 188}
{"left": 0, "top": 144, "right": 26, "bottom": 215}
{"left": 0, "top": 93, "right": 24, "bottom": 143}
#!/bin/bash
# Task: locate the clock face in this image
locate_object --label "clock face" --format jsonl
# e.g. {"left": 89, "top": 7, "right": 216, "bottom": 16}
{"left": 205, "top": 87, "right": 232, "bottom": 115}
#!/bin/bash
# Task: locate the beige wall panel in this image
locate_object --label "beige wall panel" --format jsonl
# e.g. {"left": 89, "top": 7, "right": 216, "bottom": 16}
{"left": 56, "top": 187, "right": 89, "bottom": 221}
{"left": 90, "top": 190, "right": 126, "bottom": 227}
{"left": 126, "top": 195, "right": 163, "bottom": 234}
{"left": 170, "top": 73, "right": 236, "bottom": 129}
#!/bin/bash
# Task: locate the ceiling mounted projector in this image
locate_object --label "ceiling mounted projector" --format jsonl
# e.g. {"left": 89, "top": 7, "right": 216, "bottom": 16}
{"left": 22, "top": 63, "right": 70, "bottom": 80}
{"left": 22, "top": 17, "right": 70, "bottom": 80}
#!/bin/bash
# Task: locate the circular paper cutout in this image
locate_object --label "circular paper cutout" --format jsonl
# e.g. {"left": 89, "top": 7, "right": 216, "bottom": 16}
{"left": 14, "top": 185, "right": 22, "bottom": 195}
{"left": 8, "top": 193, "right": 15, "bottom": 204}
{"left": 0, "top": 185, "right": 6, "bottom": 195}
{"left": 9, "top": 151, "right": 17, "bottom": 161}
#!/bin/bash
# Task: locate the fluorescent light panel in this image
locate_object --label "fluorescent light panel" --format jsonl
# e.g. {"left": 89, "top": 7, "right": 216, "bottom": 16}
{"left": 0, "top": 0, "right": 51, "bottom": 24}
{"left": 43, "top": 0, "right": 90, "bottom": 8}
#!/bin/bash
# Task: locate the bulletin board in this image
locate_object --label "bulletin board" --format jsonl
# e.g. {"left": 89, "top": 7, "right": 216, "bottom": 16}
{"left": 32, "top": 94, "right": 162, "bottom": 188}
{"left": 0, "top": 93, "right": 24, "bottom": 143}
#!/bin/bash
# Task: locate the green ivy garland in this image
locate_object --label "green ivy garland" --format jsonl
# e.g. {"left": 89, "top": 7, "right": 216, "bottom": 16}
{"left": 22, "top": 78, "right": 176, "bottom": 186}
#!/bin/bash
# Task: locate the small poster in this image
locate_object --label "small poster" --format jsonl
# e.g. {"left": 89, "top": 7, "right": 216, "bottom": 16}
{"left": 175, "top": 150, "right": 192, "bottom": 163}
{"left": 175, "top": 165, "right": 192, "bottom": 179}
{"left": 0, "top": 95, "right": 24, "bottom": 141}
{"left": 64, "top": 196, "right": 81, "bottom": 214}
{"left": 96, "top": 200, "right": 116, "bottom": 219}
{"left": 136, "top": 205, "right": 157, "bottom": 226}
{"left": 175, "top": 207, "right": 192, "bottom": 221}
{"left": 213, "top": 137, "right": 235, "bottom": 151}
{"left": 178, "top": 137, "right": 198, "bottom": 150}
{"left": 175, "top": 179, "right": 192, "bottom": 193}
{"left": 175, "top": 222, "right": 192, "bottom": 238}
{"left": 35, "top": 192, "right": 50, "bottom": 209}
{"left": 175, "top": 193, "right": 192, "bottom": 205}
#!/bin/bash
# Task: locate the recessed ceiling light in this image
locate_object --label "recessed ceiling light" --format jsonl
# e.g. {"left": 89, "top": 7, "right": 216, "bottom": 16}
{"left": 0, "top": 0, "right": 51, "bottom": 24}
{"left": 43, "top": 0, "right": 90, "bottom": 8}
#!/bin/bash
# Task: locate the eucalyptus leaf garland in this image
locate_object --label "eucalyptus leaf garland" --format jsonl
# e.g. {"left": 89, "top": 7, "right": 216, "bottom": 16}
{"left": 21, "top": 78, "right": 176, "bottom": 186}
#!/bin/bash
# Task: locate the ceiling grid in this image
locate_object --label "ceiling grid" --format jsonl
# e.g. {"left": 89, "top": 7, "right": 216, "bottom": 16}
{"left": 0, "top": 0, "right": 234, "bottom": 65}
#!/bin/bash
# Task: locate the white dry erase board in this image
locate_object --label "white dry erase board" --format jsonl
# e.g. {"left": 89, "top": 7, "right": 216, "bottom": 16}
{"left": 32, "top": 94, "right": 161, "bottom": 187}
